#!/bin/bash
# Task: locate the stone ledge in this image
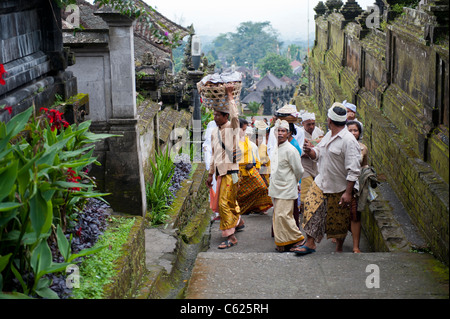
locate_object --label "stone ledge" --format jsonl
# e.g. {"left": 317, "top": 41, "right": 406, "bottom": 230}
{"left": 361, "top": 181, "right": 428, "bottom": 254}
{"left": 134, "top": 163, "right": 212, "bottom": 299}
{"left": 102, "top": 215, "right": 147, "bottom": 299}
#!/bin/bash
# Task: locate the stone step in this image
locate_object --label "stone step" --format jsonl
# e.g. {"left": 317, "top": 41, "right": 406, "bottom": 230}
{"left": 186, "top": 251, "right": 448, "bottom": 299}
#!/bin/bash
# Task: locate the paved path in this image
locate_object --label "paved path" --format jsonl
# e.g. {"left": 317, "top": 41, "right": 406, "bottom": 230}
{"left": 186, "top": 208, "right": 449, "bottom": 299}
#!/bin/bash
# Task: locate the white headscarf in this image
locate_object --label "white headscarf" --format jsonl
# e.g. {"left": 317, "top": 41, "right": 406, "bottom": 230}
{"left": 342, "top": 100, "right": 357, "bottom": 112}
{"left": 274, "top": 119, "right": 290, "bottom": 131}
{"left": 328, "top": 103, "right": 347, "bottom": 122}
{"left": 301, "top": 112, "right": 316, "bottom": 122}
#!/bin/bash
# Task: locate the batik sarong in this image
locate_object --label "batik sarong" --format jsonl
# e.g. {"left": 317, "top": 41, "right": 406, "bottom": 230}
{"left": 237, "top": 166, "right": 273, "bottom": 214}
{"left": 302, "top": 181, "right": 351, "bottom": 242}
{"left": 300, "top": 175, "right": 314, "bottom": 203}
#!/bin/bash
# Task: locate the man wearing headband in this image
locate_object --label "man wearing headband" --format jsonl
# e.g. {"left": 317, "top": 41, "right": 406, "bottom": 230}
{"left": 206, "top": 84, "right": 244, "bottom": 249}
{"left": 298, "top": 112, "right": 324, "bottom": 214}
{"left": 267, "top": 104, "right": 305, "bottom": 158}
{"left": 294, "top": 103, "right": 361, "bottom": 255}
{"left": 268, "top": 119, "right": 305, "bottom": 252}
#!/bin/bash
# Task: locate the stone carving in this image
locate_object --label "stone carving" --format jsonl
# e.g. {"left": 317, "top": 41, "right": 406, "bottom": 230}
{"left": 314, "top": 1, "right": 328, "bottom": 18}
{"left": 326, "top": 0, "right": 344, "bottom": 14}
{"left": 341, "top": 0, "right": 364, "bottom": 21}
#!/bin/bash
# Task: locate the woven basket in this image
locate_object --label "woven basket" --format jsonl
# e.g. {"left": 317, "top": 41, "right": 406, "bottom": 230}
{"left": 284, "top": 115, "right": 300, "bottom": 124}
{"left": 197, "top": 81, "right": 242, "bottom": 112}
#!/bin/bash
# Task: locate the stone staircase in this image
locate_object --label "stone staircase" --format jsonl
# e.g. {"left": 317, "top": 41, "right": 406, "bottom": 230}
{"left": 122, "top": 163, "right": 448, "bottom": 300}
{"left": 185, "top": 182, "right": 449, "bottom": 299}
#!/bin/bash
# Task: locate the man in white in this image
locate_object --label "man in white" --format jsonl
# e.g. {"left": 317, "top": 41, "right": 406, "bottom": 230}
{"left": 268, "top": 119, "right": 305, "bottom": 252}
{"left": 298, "top": 112, "right": 324, "bottom": 212}
{"left": 294, "top": 103, "right": 361, "bottom": 255}
{"left": 267, "top": 104, "right": 304, "bottom": 157}
{"left": 202, "top": 120, "right": 219, "bottom": 219}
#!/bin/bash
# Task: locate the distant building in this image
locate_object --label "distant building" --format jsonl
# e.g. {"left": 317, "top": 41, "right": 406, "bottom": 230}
{"left": 290, "top": 60, "right": 302, "bottom": 70}
{"left": 242, "top": 71, "right": 295, "bottom": 115}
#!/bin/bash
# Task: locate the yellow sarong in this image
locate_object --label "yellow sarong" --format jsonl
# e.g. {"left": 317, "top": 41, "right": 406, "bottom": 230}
{"left": 217, "top": 174, "right": 241, "bottom": 237}
{"left": 258, "top": 143, "right": 270, "bottom": 186}
{"left": 237, "top": 138, "right": 272, "bottom": 214}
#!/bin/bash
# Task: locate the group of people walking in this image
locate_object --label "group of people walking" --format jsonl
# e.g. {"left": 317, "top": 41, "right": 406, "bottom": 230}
{"left": 204, "top": 83, "right": 371, "bottom": 254}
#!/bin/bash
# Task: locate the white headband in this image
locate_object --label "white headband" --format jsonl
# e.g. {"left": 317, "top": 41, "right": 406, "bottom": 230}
{"left": 275, "top": 119, "right": 290, "bottom": 131}
{"left": 328, "top": 102, "right": 347, "bottom": 122}
{"left": 302, "top": 112, "right": 316, "bottom": 122}
{"left": 342, "top": 100, "right": 356, "bottom": 113}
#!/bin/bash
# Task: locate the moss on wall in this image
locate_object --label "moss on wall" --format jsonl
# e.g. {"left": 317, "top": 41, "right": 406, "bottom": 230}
{"left": 308, "top": 11, "right": 449, "bottom": 265}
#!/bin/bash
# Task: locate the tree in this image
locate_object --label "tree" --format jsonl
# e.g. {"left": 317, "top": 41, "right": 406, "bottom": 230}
{"left": 257, "top": 53, "right": 293, "bottom": 78}
{"left": 212, "top": 21, "right": 281, "bottom": 67}
{"left": 247, "top": 102, "right": 261, "bottom": 114}
{"left": 284, "top": 44, "right": 304, "bottom": 62}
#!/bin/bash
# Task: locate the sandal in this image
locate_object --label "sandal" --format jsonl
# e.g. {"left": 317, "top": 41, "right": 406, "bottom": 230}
{"left": 235, "top": 224, "right": 245, "bottom": 232}
{"left": 289, "top": 239, "right": 306, "bottom": 252}
{"left": 292, "top": 245, "right": 316, "bottom": 255}
{"left": 218, "top": 239, "right": 237, "bottom": 249}
{"left": 275, "top": 246, "right": 286, "bottom": 253}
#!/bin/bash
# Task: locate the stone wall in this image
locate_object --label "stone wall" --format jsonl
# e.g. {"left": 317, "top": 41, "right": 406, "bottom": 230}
{"left": 308, "top": 2, "right": 449, "bottom": 264}
{"left": 0, "top": 0, "right": 77, "bottom": 122}
{"left": 63, "top": 7, "right": 195, "bottom": 216}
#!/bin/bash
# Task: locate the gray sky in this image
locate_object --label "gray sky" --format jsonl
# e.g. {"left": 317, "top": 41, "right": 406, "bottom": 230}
{"left": 145, "top": 0, "right": 378, "bottom": 40}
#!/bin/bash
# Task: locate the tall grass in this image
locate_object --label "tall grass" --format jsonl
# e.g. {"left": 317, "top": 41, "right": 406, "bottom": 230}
{"left": 145, "top": 147, "right": 175, "bottom": 225}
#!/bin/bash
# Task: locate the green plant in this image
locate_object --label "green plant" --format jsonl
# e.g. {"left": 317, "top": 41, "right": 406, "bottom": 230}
{"left": 146, "top": 147, "right": 175, "bottom": 225}
{"left": 56, "top": 225, "right": 105, "bottom": 263}
{"left": 201, "top": 104, "right": 214, "bottom": 130}
{"left": 71, "top": 215, "right": 135, "bottom": 299}
{"left": 247, "top": 101, "right": 261, "bottom": 115}
{"left": 136, "top": 92, "right": 145, "bottom": 106}
{"left": 0, "top": 106, "right": 115, "bottom": 298}
{"left": 136, "top": 71, "right": 147, "bottom": 80}
{"left": 257, "top": 53, "right": 293, "bottom": 78}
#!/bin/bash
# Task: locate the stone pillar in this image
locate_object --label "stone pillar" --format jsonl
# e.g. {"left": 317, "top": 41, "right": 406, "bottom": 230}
{"left": 94, "top": 8, "right": 146, "bottom": 216}
{"left": 96, "top": 9, "right": 137, "bottom": 119}
{"left": 188, "top": 70, "right": 204, "bottom": 163}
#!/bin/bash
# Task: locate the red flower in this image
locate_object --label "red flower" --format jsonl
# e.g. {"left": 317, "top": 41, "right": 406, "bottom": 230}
{"left": 67, "top": 167, "right": 82, "bottom": 192}
{"left": 0, "top": 64, "right": 7, "bottom": 86}
{"left": 40, "top": 107, "right": 69, "bottom": 132}
{"left": 2, "top": 106, "right": 12, "bottom": 114}
{"left": 75, "top": 226, "right": 82, "bottom": 237}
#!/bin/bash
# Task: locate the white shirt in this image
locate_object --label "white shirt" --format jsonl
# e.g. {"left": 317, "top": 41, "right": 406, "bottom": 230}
{"left": 268, "top": 140, "right": 304, "bottom": 200}
{"left": 202, "top": 120, "right": 217, "bottom": 170}
{"left": 313, "top": 128, "right": 361, "bottom": 194}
